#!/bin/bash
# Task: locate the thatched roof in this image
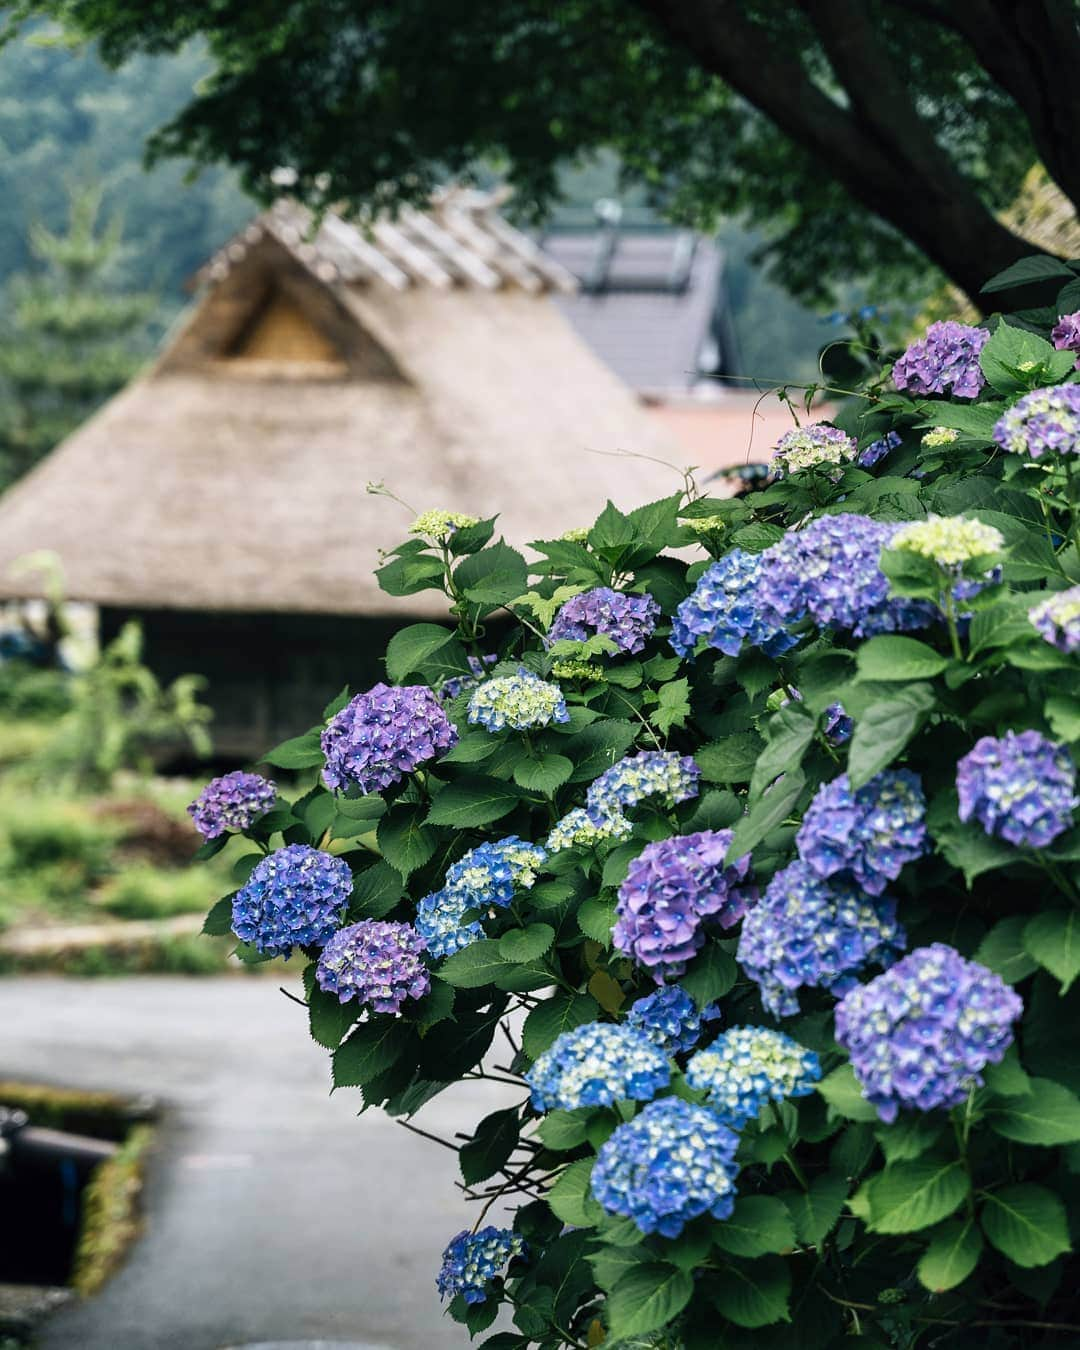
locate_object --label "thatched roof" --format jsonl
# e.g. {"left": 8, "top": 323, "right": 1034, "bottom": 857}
{"left": 0, "top": 191, "right": 679, "bottom": 616}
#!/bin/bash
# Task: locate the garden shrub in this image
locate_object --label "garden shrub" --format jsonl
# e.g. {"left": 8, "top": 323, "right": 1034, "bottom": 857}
{"left": 195, "top": 266, "right": 1080, "bottom": 1348}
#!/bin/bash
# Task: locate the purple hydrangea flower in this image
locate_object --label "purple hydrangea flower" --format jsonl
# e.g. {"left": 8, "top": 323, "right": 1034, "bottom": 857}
{"left": 614, "top": 830, "right": 755, "bottom": 979}
{"left": 796, "top": 769, "right": 928, "bottom": 896}
{"left": 1029, "top": 586, "right": 1080, "bottom": 654}
{"left": 437, "top": 1227, "right": 527, "bottom": 1305}
{"left": 761, "top": 514, "right": 937, "bottom": 639}
{"left": 823, "top": 702, "right": 853, "bottom": 745}
{"left": 316, "top": 919, "right": 429, "bottom": 1013}
{"left": 188, "top": 770, "right": 276, "bottom": 840}
{"left": 835, "top": 944, "right": 1023, "bottom": 1122}
{"left": 1051, "top": 310, "right": 1080, "bottom": 369}
{"left": 670, "top": 549, "right": 799, "bottom": 659}
{"left": 231, "top": 844, "right": 351, "bottom": 957}
{"left": 993, "top": 382, "right": 1080, "bottom": 459}
{"left": 591, "top": 1097, "right": 740, "bottom": 1238}
{"left": 737, "top": 861, "right": 906, "bottom": 1017}
{"left": 892, "top": 321, "right": 989, "bottom": 399}
{"left": 322, "top": 683, "right": 457, "bottom": 793}
{"left": 442, "top": 654, "right": 497, "bottom": 700}
{"left": 859, "top": 430, "right": 902, "bottom": 469}
{"left": 956, "top": 730, "right": 1077, "bottom": 848}
{"left": 686, "top": 1027, "right": 821, "bottom": 1128}
{"left": 770, "top": 422, "right": 857, "bottom": 478}
{"left": 548, "top": 587, "right": 660, "bottom": 655}
{"left": 525, "top": 1022, "right": 670, "bottom": 1113}
{"left": 586, "top": 750, "right": 700, "bottom": 824}
{"left": 625, "top": 985, "right": 720, "bottom": 1056}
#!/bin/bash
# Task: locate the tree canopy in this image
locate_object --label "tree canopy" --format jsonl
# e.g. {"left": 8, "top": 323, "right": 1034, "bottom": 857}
{"left": 7, "top": 0, "right": 1076, "bottom": 306}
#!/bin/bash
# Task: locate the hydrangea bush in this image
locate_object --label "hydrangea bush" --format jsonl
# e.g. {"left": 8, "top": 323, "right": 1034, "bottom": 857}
{"left": 195, "top": 270, "right": 1080, "bottom": 1348}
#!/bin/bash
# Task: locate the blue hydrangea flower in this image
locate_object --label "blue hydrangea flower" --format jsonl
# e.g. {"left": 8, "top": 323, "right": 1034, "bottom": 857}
{"left": 686, "top": 1027, "right": 821, "bottom": 1128}
{"left": 614, "top": 830, "right": 755, "bottom": 978}
{"left": 416, "top": 836, "right": 546, "bottom": 958}
{"left": 548, "top": 587, "right": 660, "bottom": 655}
{"left": 231, "top": 844, "right": 352, "bottom": 957}
{"left": 670, "top": 549, "right": 799, "bottom": 659}
{"left": 823, "top": 702, "right": 853, "bottom": 745}
{"left": 956, "top": 730, "right": 1078, "bottom": 848}
{"left": 835, "top": 944, "right": 1023, "bottom": 1123}
{"left": 316, "top": 919, "right": 429, "bottom": 1013}
{"left": 525, "top": 1022, "right": 670, "bottom": 1113}
{"left": 797, "top": 769, "right": 928, "bottom": 896}
{"left": 1030, "top": 586, "right": 1080, "bottom": 654}
{"left": 545, "top": 806, "right": 633, "bottom": 853}
{"left": 442, "top": 654, "right": 497, "bottom": 700}
{"left": 771, "top": 422, "right": 857, "bottom": 478}
{"left": 322, "top": 683, "right": 457, "bottom": 793}
{"left": 859, "top": 430, "right": 902, "bottom": 469}
{"left": 760, "top": 514, "right": 937, "bottom": 639}
{"left": 586, "top": 750, "right": 701, "bottom": 824}
{"left": 188, "top": 770, "right": 276, "bottom": 840}
{"left": 737, "top": 861, "right": 906, "bottom": 1018}
{"left": 892, "top": 321, "right": 989, "bottom": 399}
{"left": 436, "top": 1227, "right": 527, "bottom": 1305}
{"left": 414, "top": 886, "right": 481, "bottom": 960}
{"left": 590, "top": 1097, "right": 740, "bottom": 1238}
{"left": 467, "top": 669, "right": 570, "bottom": 732}
{"left": 993, "top": 382, "right": 1080, "bottom": 459}
{"left": 625, "top": 985, "right": 720, "bottom": 1056}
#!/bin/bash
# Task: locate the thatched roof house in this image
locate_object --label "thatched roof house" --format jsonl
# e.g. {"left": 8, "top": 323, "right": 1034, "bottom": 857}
{"left": 0, "top": 191, "right": 678, "bottom": 754}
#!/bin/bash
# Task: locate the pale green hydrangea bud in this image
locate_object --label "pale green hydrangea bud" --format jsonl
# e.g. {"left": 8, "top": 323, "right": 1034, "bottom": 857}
{"left": 409, "top": 509, "right": 479, "bottom": 542}
{"left": 891, "top": 515, "right": 1004, "bottom": 566}
{"left": 921, "top": 427, "right": 959, "bottom": 449}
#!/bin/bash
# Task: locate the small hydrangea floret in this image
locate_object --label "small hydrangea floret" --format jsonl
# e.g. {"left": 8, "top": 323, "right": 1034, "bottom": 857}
{"left": 796, "top": 769, "right": 928, "bottom": 896}
{"left": 231, "top": 844, "right": 351, "bottom": 957}
{"left": 525, "top": 1022, "right": 670, "bottom": 1113}
{"left": 409, "top": 509, "right": 479, "bottom": 541}
{"left": 322, "top": 683, "right": 457, "bottom": 793}
{"left": 956, "top": 730, "right": 1078, "bottom": 848}
{"left": 188, "top": 770, "right": 276, "bottom": 840}
{"left": 892, "top": 321, "right": 989, "bottom": 399}
{"left": 547, "top": 587, "right": 660, "bottom": 655}
{"left": 671, "top": 548, "right": 798, "bottom": 659}
{"left": 1029, "top": 586, "right": 1080, "bottom": 654}
{"left": 436, "top": 1227, "right": 526, "bottom": 1305}
{"left": 467, "top": 669, "right": 570, "bottom": 732}
{"left": 316, "top": 919, "right": 429, "bottom": 1013}
{"left": 993, "top": 382, "right": 1080, "bottom": 459}
{"left": 835, "top": 944, "right": 1023, "bottom": 1122}
{"left": 625, "top": 985, "right": 720, "bottom": 1056}
{"left": 771, "top": 422, "right": 857, "bottom": 478}
{"left": 686, "top": 1027, "right": 821, "bottom": 1128}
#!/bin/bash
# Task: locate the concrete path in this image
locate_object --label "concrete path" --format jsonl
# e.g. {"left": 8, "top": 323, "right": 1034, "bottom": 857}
{"left": 1, "top": 976, "right": 520, "bottom": 1350}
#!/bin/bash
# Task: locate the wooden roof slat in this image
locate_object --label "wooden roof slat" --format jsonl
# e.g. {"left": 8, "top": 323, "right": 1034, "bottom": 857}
{"left": 475, "top": 210, "right": 580, "bottom": 294}
{"left": 320, "top": 216, "right": 410, "bottom": 290}
{"left": 399, "top": 206, "right": 502, "bottom": 289}
{"left": 370, "top": 221, "right": 455, "bottom": 289}
{"left": 439, "top": 206, "right": 544, "bottom": 293}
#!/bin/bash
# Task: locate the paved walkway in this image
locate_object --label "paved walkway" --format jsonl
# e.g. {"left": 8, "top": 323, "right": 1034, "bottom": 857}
{"left": 1, "top": 976, "right": 520, "bottom": 1350}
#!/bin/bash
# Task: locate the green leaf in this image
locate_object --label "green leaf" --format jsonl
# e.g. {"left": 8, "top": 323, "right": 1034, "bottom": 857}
{"left": 522, "top": 992, "right": 600, "bottom": 1060}
{"left": 1045, "top": 693, "right": 1080, "bottom": 743}
{"left": 847, "top": 684, "right": 936, "bottom": 789}
{"left": 536, "top": 1109, "right": 590, "bottom": 1151}
{"left": 864, "top": 1158, "right": 969, "bottom": 1234}
{"left": 448, "top": 515, "right": 497, "bottom": 555}
{"left": 929, "top": 795, "right": 1017, "bottom": 887}
{"left": 711, "top": 1195, "right": 796, "bottom": 1257}
{"left": 426, "top": 777, "right": 523, "bottom": 827}
{"left": 981, "top": 1184, "right": 1071, "bottom": 1268}
{"left": 750, "top": 706, "right": 816, "bottom": 800}
{"left": 981, "top": 255, "right": 1076, "bottom": 293}
{"left": 202, "top": 896, "right": 233, "bottom": 937}
{"left": 577, "top": 894, "right": 617, "bottom": 945}
{"left": 349, "top": 860, "right": 405, "bottom": 919}
{"left": 874, "top": 1114, "right": 944, "bottom": 1164}
{"left": 384, "top": 623, "right": 457, "bottom": 682}
{"left": 1024, "top": 910, "right": 1080, "bottom": 992}
{"left": 982, "top": 1045, "right": 1032, "bottom": 1099}
{"left": 437, "top": 940, "right": 514, "bottom": 989}
{"left": 695, "top": 733, "right": 765, "bottom": 784}
{"left": 606, "top": 1263, "right": 694, "bottom": 1340}
{"left": 374, "top": 552, "right": 445, "bottom": 597}
{"left": 975, "top": 915, "right": 1039, "bottom": 984}
{"left": 460, "top": 1107, "right": 520, "bottom": 1185}
{"left": 784, "top": 1174, "right": 849, "bottom": 1246}
{"left": 513, "top": 752, "right": 573, "bottom": 794}
{"left": 332, "top": 1020, "right": 408, "bottom": 1087}
{"left": 987, "top": 1077, "right": 1080, "bottom": 1145}
{"left": 709, "top": 1256, "right": 791, "bottom": 1329}
{"left": 724, "top": 769, "right": 805, "bottom": 864}
{"left": 650, "top": 677, "right": 691, "bottom": 735}
{"left": 566, "top": 720, "right": 638, "bottom": 782}
{"left": 980, "top": 321, "right": 1059, "bottom": 395}
{"left": 547, "top": 1157, "right": 602, "bottom": 1228}
{"left": 680, "top": 942, "right": 737, "bottom": 1008}
{"left": 262, "top": 728, "right": 324, "bottom": 769}
{"left": 917, "top": 1216, "right": 983, "bottom": 1292}
{"left": 498, "top": 923, "right": 555, "bottom": 963}
{"left": 588, "top": 1243, "right": 651, "bottom": 1293}
{"left": 455, "top": 541, "right": 529, "bottom": 609}
{"left": 817, "top": 1064, "right": 878, "bottom": 1122}
{"left": 307, "top": 982, "right": 357, "bottom": 1050}
{"left": 855, "top": 635, "right": 949, "bottom": 682}
{"left": 376, "top": 805, "right": 437, "bottom": 878}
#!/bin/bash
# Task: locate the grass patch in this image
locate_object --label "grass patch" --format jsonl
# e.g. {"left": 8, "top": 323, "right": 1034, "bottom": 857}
{"left": 96, "top": 864, "right": 221, "bottom": 920}
{"left": 70, "top": 1124, "right": 155, "bottom": 1295}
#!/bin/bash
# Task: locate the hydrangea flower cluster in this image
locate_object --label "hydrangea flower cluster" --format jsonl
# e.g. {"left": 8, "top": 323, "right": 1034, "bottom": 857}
{"left": 956, "top": 730, "right": 1078, "bottom": 848}
{"left": 614, "top": 829, "right": 755, "bottom": 978}
{"left": 416, "top": 836, "right": 546, "bottom": 958}
{"left": 467, "top": 669, "right": 569, "bottom": 731}
{"left": 1029, "top": 585, "right": 1080, "bottom": 653}
{"left": 835, "top": 944, "right": 1023, "bottom": 1122}
{"left": 796, "top": 770, "right": 928, "bottom": 895}
{"left": 823, "top": 702, "right": 853, "bottom": 745}
{"left": 547, "top": 587, "right": 660, "bottom": 655}
{"left": 891, "top": 515, "right": 1004, "bottom": 567}
{"left": 559, "top": 526, "right": 590, "bottom": 543}
{"left": 921, "top": 427, "right": 960, "bottom": 449}
{"left": 187, "top": 770, "right": 276, "bottom": 840}
{"left": 625, "top": 985, "right": 720, "bottom": 1056}
{"left": 892, "top": 321, "right": 989, "bottom": 398}
{"left": 761, "top": 514, "right": 936, "bottom": 638}
{"left": 1051, "top": 310, "right": 1080, "bottom": 367}
{"left": 414, "top": 886, "right": 481, "bottom": 959}
{"left": 315, "top": 919, "right": 429, "bottom": 1013}
{"left": 442, "top": 654, "right": 497, "bottom": 700}
{"left": 409, "top": 509, "right": 478, "bottom": 541}
{"left": 590, "top": 1097, "right": 740, "bottom": 1238}
{"left": 686, "top": 1027, "right": 821, "bottom": 1128}
{"left": 231, "top": 845, "right": 352, "bottom": 957}
{"left": 525, "top": 1022, "right": 670, "bottom": 1113}
{"left": 545, "top": 807, "right": 632, "bottom": 853}
{"left": 322, "top": 683, "right": 457, "bottom": 793}
{"left": 586, "top": 750, "right": 700, "bottom": 823}
{"left": 771, "top": 422, "right": 857, "bottom": 478}
{"left": 993, "top": 382, "right": 1080, "bottom": 459}
{"left": 670, "top": 549, "right": 798, "bottom": 659}
{"left": 737, "top": 861, "right": 905, "bottom": 1017}
{"left": 859, "top": 429, "right": 902, "bottom": 469}
{"left": 685, "top": 514, "right": 726, "bottom": 538}
{"left": 550, "top": 658, "right": 604, "bottom": 682}
{"left": 436, "top": 1228, "right": 527, "bottom": 1305}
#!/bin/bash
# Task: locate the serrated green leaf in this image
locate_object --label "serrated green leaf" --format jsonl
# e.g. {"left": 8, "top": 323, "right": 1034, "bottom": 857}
{"left": 305, "top": 971, "right": 358, "bottom": 1050}
{"left": 975, "top": 915, "right": 1039, "bottom": 984}
{"left": 513, "top": 752, "right": 573, "bottom": 794}
{"left": 460, "top": 1107, "right": 520, "bottom": 1185}
{"left": 1024, "top": 910, "right": 1080, "bottom": 992}
{"left": 650, "top": 677, "right": 691, "bottom": 735}
{"left": 607, "top": 1263, "right": 694, "bottom": 1340}
{"left": 522, "top": 992, "right": 600, "bottom": 1060}
{"left": 711, "top": 1195, "right": 795, "bottom": 1257}
{"left": 817, "top": 1064, "right": 879, "bottom": 1122}
{"left": 547, "top": 1157, "right": 602, "bottom": 1228}
{"left": 865, "top": 1158, "right": 969, "bottom": 1234}
{"left": 384, "top": 623, "right": 457, "bottom": 682}
{"left": 987, "top": 1077, "right": 1080, "bottom": 1144}
{"left": 374, "top": 552, "right": 445, "bottom": 597}
{"left": 981, "top": 1184, "right": 1071, "bottom": 1267}
{"left": 587, "top": 1242, "right": 650, "bottom": 1293}
{"left": 874, "top": 1114, "right": 944, "bottom": 1164}
{"left": 724, "top": 769, "right": 805, "bottom": 864}
{"left": 376, "top": 805, "right": 437, "bottom": 878}
{"left": 856, "top": 635, "right": 950, "bottom": 682}
{"left": 917, "top": 1216, "right": 983, "bottom": 1292}
{"left": 426, "top": 777, "right": 523, "bottom": 827}
{"left": 333, "top": 1020, "right": 409, "bottom": 1087}
{"left": 981, "top": 255, "right": 1076, "bottom": 293}
{"left": 750, "top": 706, "right": 816, "bottom": 800}
{"left": 535, "top": 1109, "right": 591, "bottom": 1151}
{"left": 784, "top": 1173, "right": 849, "bottom": 1246}
{"left": 262, "top": 728, "right": 324, "bottom": 769}
{"left": 982, "top": 1044, "right": 1032, "bottom": 1098}
{"left": 202, "top": 895, "right": 234, "bottom": 936}
{"left": 847, "top": 684, "right": 935, "bottom": 790}
{"left": 577, "top": 894, "right": 617, "bottom": 945}
{"left": 566, "top": 720, "right": 638, "bottom": 781}
{"left": 499, "top": 922, "right": 555, "bottom": 963}
{"left": 680, "top": 942, "right": 737, "bottom": 1008}
{"left": 709, "top": 1256, "right": 791, "bottom": 1329}
{"left": 437, "top": 939, "right": 514, "bottom": 989}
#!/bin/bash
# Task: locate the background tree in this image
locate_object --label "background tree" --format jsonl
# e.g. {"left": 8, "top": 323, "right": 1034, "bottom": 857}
{"left": 0, "top": 184, "right": 155, "bottom": 488}
{"left": 6, "top": 0, "right": 1073, "bottom": 307}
